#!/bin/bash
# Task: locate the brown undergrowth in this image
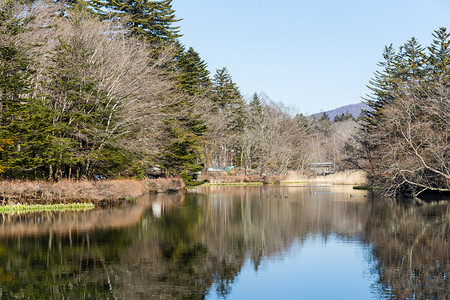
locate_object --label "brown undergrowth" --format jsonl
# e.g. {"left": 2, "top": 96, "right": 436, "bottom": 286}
{"left": 0, "top": 178, "right": 185, "bottom": 205}
{"left": 284, "top": 170, "right": 368, "bottom": 185}
{"left": 199, "top": 173, "right": 287, "bottom": 185}
{"left": 200, "top": 170, "right": 367, "bottom": 186}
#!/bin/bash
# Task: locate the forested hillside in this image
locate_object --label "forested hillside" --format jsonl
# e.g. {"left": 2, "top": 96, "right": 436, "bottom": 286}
{"left": 312, "top": 103, "right": 368, "bottom": 121}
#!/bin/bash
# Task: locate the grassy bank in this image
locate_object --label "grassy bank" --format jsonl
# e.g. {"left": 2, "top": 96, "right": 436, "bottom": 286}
{"left": 0, "top": 178, "right": 185, "bottom": 205}
{"left": 0, "top": 203, "right": 94, "bottom": 214}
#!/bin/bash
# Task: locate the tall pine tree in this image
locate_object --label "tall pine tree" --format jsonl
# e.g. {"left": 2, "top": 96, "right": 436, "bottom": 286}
{"left": 89, "top": 0, "right": 181, "bottom": 44}
{"left": 212, "top": 67, "right": 241, "bottom": 107}
{"left": 0, "top": 0, "right": 47, "bottom": 178}
{"left": 161, "top": 46, "right": 209, "bottom": 184}
{"left": 362, "top": 38, "right": 427, "bottom": 132}
{"left": 212, "top": 67, "right": 244, "bottom": 132}
{"left": 42, "top": 32, "right": 126, "bottom": 180}
{"left": 428, "top": 27, "right": 450, "bottom": 84}
{"left": 176, "top": 47, "right": 210, "bottom": 95}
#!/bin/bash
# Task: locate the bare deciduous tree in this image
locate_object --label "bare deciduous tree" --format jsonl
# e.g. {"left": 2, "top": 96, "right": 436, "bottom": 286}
{"left": 359, "top": 86, "right": 450, "bottom": 197}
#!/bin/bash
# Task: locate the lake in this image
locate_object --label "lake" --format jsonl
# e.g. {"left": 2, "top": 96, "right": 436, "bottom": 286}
{"left": 0, "top": 184, "right": 448, "bottom": 299}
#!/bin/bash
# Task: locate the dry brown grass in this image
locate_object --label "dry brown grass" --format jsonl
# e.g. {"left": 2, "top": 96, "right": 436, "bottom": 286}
{"left": 142, "top": 177, "right": 185, "bottom": 193}
{"left": 201, "top": 170, "right": 366, "bottom": 186}
{"left": 284, "top": 170, "right": 368, "bottom": 185}
{"left": 199, "top": 174, "right": 287, "bottom": 184}
{"left": 0, "top": 178, "right": 185, "bottom": 204}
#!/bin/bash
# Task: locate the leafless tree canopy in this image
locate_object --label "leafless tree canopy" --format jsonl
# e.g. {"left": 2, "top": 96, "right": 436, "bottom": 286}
{"left": 364, "top": 87, "right": 450, "bottom": 197}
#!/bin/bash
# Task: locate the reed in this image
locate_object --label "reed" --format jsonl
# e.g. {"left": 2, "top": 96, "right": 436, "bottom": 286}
{"left": 199, "top": 174, "right": 286, "bottom": 185}
{"left": 284, "top": 170, "right": 368, "bottom": 186}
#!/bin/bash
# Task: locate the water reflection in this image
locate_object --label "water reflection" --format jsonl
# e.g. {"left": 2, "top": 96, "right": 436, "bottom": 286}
{"left": 365, "top": 200, "right": 450, "bottom": 299}
{"left": 0, "top": 185, "right": 447, "bottom": 299}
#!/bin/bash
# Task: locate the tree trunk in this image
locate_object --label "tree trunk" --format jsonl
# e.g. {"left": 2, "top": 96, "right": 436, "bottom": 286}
{"left": 48, "top": 164, "right": 53, "bottom": 181}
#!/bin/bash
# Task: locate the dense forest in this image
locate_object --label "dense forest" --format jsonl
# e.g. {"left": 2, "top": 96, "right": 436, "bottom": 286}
{"left": 0, "top": 1, "right": 448, "bottom": 196}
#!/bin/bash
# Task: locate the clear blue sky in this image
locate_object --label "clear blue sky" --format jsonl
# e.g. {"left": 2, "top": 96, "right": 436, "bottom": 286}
{"left": 171, "top": 0, "right": 450, "bottom": 114}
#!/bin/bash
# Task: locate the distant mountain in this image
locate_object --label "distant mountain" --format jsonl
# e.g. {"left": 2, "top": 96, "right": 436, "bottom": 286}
{"left": 312, "top": 102, "right": 369, "bottom": 120}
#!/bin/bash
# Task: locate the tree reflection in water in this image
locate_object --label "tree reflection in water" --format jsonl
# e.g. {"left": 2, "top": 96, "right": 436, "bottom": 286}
{"left": 365, "top": 200, "right": 449, "bottom": 299}
{"left": 0, "top": 185, "right": 447, "bottom": 299}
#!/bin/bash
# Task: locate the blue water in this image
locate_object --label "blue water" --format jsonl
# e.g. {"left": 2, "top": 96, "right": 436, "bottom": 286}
{"left": 208, "top": 234, "right": 377, "bottom": 300}
{"left": 0, "top": 184, "right": 447, "bottom": 299}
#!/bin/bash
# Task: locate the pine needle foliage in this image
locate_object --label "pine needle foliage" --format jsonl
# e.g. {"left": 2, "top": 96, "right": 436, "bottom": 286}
{"left": 89, "top": 0, "right": 181, "bottom": 44}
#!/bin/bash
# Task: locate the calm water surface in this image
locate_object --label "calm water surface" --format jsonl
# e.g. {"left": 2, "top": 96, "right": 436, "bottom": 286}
{"left": 0, "top": 184, "right": 448, "bottom": 299}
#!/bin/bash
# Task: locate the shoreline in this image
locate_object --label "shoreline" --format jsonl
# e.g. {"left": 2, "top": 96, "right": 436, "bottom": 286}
{"left": 198, "top": 170, "right": 368, "bottom": 187}
{"left": 0, "top": 177, "right": 185, "bottom": 206}
{"left": 0, "top": 171, "right": 367, "bottom": 208}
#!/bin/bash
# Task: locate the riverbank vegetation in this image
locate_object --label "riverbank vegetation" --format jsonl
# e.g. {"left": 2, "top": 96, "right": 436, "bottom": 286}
{"left": 0, "top": 1, "right": 448, "bottom": 198}
{"left": 349, "top": 30, "right": 450, "bottom": 197}
{"left": 199, "top": 170, "right": 367, "bottom": 186}
{"left": 0, "top": 178, "right": 184, "bottom": 204}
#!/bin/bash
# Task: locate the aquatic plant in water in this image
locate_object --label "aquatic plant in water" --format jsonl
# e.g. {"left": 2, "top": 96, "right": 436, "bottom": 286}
{"left": 0, "top": 203, "right": 95, "bottom": 214}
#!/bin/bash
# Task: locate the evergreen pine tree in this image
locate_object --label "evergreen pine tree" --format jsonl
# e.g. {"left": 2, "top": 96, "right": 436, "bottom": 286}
{"left": 333, "top": 112, "right": 354, "bottom": 122}
{"left": 212, "top": 67, "right": 241, "bottom": 107}
{"left": 176, "top": 47, "right": 210, "bottom": 95}
{"left": 89, "top": 0, "right": 181, "bottom": 44}
{"left": 362, "top": 38, "right": 427, "bottom": 132}
{"left": 362, "top": 45, "right": 399, "bottom": 131}
{"left": 396, "top": 37, "right": 427, "bottom": 86}
{"left": 212, "top": 67, "right": 245, "bottom": 132}
{"left": 249, "top": 92, "right": 263, "bottom": 115}
{"left": 43, "top": 36, "right": 123, "bottom": 179}
{"left": 428, "top": 27, "right": 450, "bottom": 84}
{"left": 161, "top": 46, "right": 210, "bottom": 184}
{"left": 247, "top": 92, "right": 264, "bottom": 135}
{"left": 0, "top": 0, "right": 47, "bottom": 178}
{"left": 162, "top": 116, "right": 207, "bottom": 185}
{"left": 295, "top": 113, "right": 313, "bottom": 134}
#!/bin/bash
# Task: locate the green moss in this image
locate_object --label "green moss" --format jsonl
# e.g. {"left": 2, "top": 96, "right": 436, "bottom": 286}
{"left": 0, "top": 203, "right": 95, "bottom": 214}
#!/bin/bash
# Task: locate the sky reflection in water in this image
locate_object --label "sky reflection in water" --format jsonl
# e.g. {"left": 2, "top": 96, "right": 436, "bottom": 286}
{"left": 208, "top": 234, "right": 377, "bottom": 300}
